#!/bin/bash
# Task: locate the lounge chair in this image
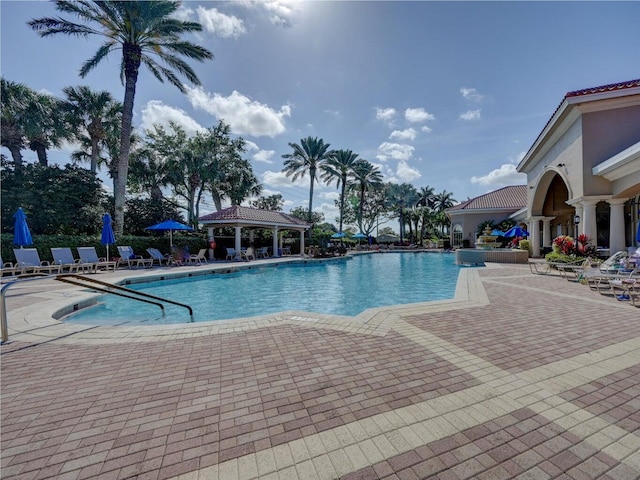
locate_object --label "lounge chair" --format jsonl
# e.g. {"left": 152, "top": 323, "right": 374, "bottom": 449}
{"left": 241, "top": 247, "right": 255, "bottom": 261}
{"left": 13, "top": 248, "right": 62, "bottom": 275}
{"left": 147, "top": 248, "right": 171, "bottom": 266}
{"left": 1, "top": 257, "right": 17, "bottom": 277}
{"left": 117, "top": 246, "right": 153, "bottom": 269}
{"left": 51, "top": 247, "right": 93, "bottom": 273}
{"left": 225, "top": 248, "right": 237, "bottom": 261}
{"left": 189, "top": 248, "right": 208, "bottom": 265}
{"left": 76, "top": 247, "right": 117, "bottom": 272}
{"left": 256, "top": 247, "right": 269, "bottom": 258}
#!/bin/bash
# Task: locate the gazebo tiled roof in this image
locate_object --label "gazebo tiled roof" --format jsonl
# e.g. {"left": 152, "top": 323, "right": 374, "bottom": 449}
{"left": 446, "top": 185, "right": 527, "bottom": 212}
{"left": 198, "top": 206, "right": 310, "bottom": 229}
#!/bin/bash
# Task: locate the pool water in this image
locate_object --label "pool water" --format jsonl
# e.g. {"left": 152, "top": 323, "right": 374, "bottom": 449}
{"left": 66, "top": 252, "right": 460, "bottom": 325}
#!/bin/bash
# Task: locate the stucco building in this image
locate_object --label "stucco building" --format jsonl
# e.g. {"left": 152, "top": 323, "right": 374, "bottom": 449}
{"left": 519, "top": 79, "right": 640, "bottom": 257}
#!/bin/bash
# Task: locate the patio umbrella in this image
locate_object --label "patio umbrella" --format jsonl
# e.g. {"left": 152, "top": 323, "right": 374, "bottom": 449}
{"left": 331, "top": 231, "right": 346, "bottom": 239}
{"left": 101, "top": 213, "right": 116, "bottom": 261}
{"left": 636, "top": 212, "right": 640, "bottom": 243}
{"left": 490, "top": 229, "right": 505, "bottom": 236}
{"left": 145, "top": 219, "right": 194, "bottom": 249}
{"left": 503, "top": 226, "right": 529, "bottom": 238}
{"left": 353, "top": 232, "right": 367, "bottom": 245}
{"left": 13, "top": 207, "right": 33, "bottom": 247}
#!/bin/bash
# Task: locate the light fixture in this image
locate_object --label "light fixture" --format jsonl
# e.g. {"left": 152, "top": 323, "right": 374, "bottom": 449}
{"left": 574, "top": 215, "right": 580, "bottom": 225}
{"left": 557, "top": 163, "right": 566, "bottom": 167}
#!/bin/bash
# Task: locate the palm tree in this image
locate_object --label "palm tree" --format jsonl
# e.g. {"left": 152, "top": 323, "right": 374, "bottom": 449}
{"left": 433, "top": 189, "right": 457, "bottom": 236}
{"left": 62, "top": 86, "right": 121, "bottom": 173}
{"left": 351, "top": 160, "right": 383, "bottom": 232}
{"left": 417, "top": 185, "right": 436, "bottom": 209}
{"left": 282, "top": 137, "right": 332, "bottom": 224}
{"left": 30, "top": 1, "right": 213, "bottom": 236}
{"left": 1, "top": 78, "right": 30, "bottom": 171}
{"left": 322, "top": 149, "right": 359, "bottom": 233}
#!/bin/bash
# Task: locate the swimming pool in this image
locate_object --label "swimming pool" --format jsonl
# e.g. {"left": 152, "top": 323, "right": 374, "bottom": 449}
{"left": 66, "top": 252, "right": 461, "bottom": 325}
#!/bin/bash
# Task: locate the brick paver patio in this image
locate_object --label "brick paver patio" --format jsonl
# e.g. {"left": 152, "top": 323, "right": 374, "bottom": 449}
{"left": 1, "top": 260, "right": 639, "bottom": 479}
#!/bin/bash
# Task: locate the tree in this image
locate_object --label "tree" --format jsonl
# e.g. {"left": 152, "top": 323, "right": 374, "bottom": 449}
{"left": 62, "top": 85, "right": 122, "bottom": 173}
{"left": 1, "top": 78, "right": 30, "bottom": 171}
{"left": 322, "top": 149, "right": 359, "bottom": 233}
{"left": 351, "top": 159, "right": 383, "bottom": 232}
{"left": 251, "top": 194, "right": 284, "bottom": 211}
{"left": 282, "top": 137, "right": 332, "bottom": 224}
{"left": 433, "top": 189, "right": 457, "bottom": 236}
{"left": 289, "top": 207, "right": 324, "bottom": 225}
{"left": 30, "top": 0, "right": 213, "bottom": 236}
{"left": 385, "top": 183, "right": 419, "bottom": 243}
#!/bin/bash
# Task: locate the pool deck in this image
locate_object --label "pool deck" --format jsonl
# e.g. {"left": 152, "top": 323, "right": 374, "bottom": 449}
{"left": 1, "top": 258, "right": 639, "bottom": 479}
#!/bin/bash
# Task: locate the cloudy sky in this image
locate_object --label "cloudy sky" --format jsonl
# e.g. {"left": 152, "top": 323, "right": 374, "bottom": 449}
{"left": 2, "top": 1, "right": 639, "bottom": 227}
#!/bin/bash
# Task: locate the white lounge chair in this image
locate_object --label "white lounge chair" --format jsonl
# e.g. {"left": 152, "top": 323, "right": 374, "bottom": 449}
{"left": 256, "top": 247, "right": 269, "bottom": 258}
{"left": 51, "top": 247, "right": 93, "bottom": 273}
{"left": 117, "top": 246, "right": 153, "bottom": 269}
{"left": 225, "top": 248, "right": 237, "bottom": 260}
{"left": 1, "top": 257, "right": 17, "bottom": 277}
{"left": 241, "top": 247, "right": 255, "bottom": 261}
{"left": 76, "top": 247, "right": 117, "bottom": 272}
{"left": 13, "top": 248, "right": 62, "bottom": 275}
{"left": 189, "top": 248, "right": 208, "bottom": 265}
{"left": 147, "top": 248, "right": 171, "bottom": 266}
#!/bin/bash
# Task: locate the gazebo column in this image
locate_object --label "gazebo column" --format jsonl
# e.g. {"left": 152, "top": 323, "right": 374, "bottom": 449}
{"left": 542, "top": 217, "right": 554, "bottom": 248}
{"left": 582, "top": 199, "right": 598, "bottom": 243}
{"left": 234, "top": 226, "right": 242, "bottom": 260}
{"left": 207, "top": 227, "right": 215, "bottom": 261}
{"left": 528, "top": 217, "right": 543, "bottom": 258}
{"left": 608, "top": 198, "right": 627, "bottom": 254}
{"left": 300, "top": 230, "right": 306, "bottom": 257}
{"left": 272, "top": 226, "right": 279, "bottom": 257}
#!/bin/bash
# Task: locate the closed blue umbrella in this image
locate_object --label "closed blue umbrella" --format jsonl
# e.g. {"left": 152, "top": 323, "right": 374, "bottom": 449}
{"left": 13, "top": 208, "right": 33, "bottom": 247}
{"left": 145, "top": 219, "right": 194, "bottom": 249}
{"left": 101, "top": 213, "right": 116, "bottom": 261}
{"left": 636, "top": 211, "right": 640, "bottom": 243}
{"left": 503, "top": 226, "right": 529, "bottom": 238}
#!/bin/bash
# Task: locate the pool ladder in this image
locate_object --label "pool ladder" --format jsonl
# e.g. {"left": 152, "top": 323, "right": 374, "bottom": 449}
{"left": 55, "top": 274, "right": 194, "bottom": 322}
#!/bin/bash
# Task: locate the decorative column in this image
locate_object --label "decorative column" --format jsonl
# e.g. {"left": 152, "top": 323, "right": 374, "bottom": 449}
{"left": 234, "top": 226, "right": 242, "bottom": 260}
{"left": 542, "top": 217, "right": 555, "bottom": 248}
{"left": 608, "top": 199, "right": 627, "bottom": 254}
{"left": 300, "top": 230, "right": 306, "bottom": 257}
{"left": 272, "top": 226, "right": 279, "bottom": 257}
{"left": 528, "top": 217, "right": 542, "bottom": 258}
{"left": 207, "top": 227, "right": 215, "bottom": 261}
{"left": 581, "top": 199, "right": 598, "bottom": 243}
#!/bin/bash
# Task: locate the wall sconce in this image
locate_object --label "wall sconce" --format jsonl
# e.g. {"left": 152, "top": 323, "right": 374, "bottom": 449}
{"left": 557, "top": 163, "right": 566, "bottom": 167}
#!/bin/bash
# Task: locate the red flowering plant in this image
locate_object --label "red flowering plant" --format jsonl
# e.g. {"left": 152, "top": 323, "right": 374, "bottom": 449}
{"left": 546, "top": 234, "right": 597, "bottom": 263}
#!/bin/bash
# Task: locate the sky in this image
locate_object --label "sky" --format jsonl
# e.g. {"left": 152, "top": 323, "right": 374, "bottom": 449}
{"left": 2, "top": 0, "right": 640, "bottom": 230}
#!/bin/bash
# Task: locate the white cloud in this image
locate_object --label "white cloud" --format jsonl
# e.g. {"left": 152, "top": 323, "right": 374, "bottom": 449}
{"left": 196, "top": 6, "right": 246, "bottom": 38}
{"left": 376, "top": 107, "right": 396, "bottom": 123}
{"left": 263, "top": 170, "right": 308, "bottom": 188}
{"left": 470, "top": 163, "right": 527, "bottom": 186}
{"left": 376, "top": 142, "right": 415, "bottom": 162}
{"left": 235, "top": 0, "right": 301, "bottom": 27}
{"left": 405, "top": 107, "right": 435, "bottom": 123}
{"left": 460, "top": 109, "right": 481, "bottom": 121}
{"left": 389, "top": 128, "right": 417, "bottom": 141}
{"left": 186, "top": 87, "right": 290, "bottom": 137}
{"left": 460, "top": 87, "right": 484, "bottom": 102}
{"left": 319, "top": 191, "right": 340, "bottom": 201}
{"left": 173, "top": 5, "right": 194, "bottom": 21}
{"left": 140, "top": 100, "right": 205, "bottom": 136}
{"left": 253, "top": 149, "right": 275, "bottom": 163}
{"left": 396, "top": 161, "right": 422, "bottom": 182}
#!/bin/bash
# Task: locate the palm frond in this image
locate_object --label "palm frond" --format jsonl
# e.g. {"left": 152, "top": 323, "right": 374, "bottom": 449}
{"left": 79, "top": 41, "right": 117, "bottom": 77}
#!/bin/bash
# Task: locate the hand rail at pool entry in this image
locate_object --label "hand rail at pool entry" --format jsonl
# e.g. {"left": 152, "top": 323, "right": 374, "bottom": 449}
{"left": 1, "top": 273, "right": 52, "bottom": 343}
{"left": 54, "top": 274, "right": 194, "bottom": 322}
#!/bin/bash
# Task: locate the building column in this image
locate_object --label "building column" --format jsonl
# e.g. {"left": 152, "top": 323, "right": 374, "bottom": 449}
{"left": 272, "top": 226, "right": 279, "bottom": 257}
{"left": 581, "top": 200, "right": 598, "bottom": 243}
{"left": 542, "top": 217, "right": 555, "bottom": 248}
{"left": 234, "top": 226, "right": 242, "bottom": 260}
{"left": 300, "top": 230, "right": 306, "bottom": 257}
{"left": 207, "top": 227, "right": 215, "bottom": 261}
{"left": 608, "top": 199, "right": 627, "bottom": 254}
{"left": 528, "top": 217, "right": 542, "bottom": 258}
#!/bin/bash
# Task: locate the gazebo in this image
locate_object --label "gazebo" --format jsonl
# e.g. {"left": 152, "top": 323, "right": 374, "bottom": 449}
{"left": 198, "top": 206, "right": 311, "bottom": 260}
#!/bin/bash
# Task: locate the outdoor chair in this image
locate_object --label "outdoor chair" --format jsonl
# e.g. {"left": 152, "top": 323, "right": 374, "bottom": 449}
{"left": 51, "top": 247, "right": 96, "bottom": 273}
{"left": 13, "top": 248, "right": 62, "bottom": 275}
{"left": 189, "top": 248, "right": 208, "bottom": 265}
{"left": 1, "top": 257, "right": 17, "bottom": 277}
{"left": 241, "top": 247, "right": 255, "bottom": 261}
{"left": 146, "top": 248, "right": 171, "bottom": 266}
{"left": 76, "top": 247, "right": 117, "bottom": 272}
{"left": 117, "top": 246, "right": 153, "bottom": 269}
{"left": 256, "top": 247, "right": 269, "bottom": 258}
{"left": 225, "top": 248, "right": 237, "bottom": 261}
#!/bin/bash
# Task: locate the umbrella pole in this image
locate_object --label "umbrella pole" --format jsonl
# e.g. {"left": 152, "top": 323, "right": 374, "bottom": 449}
{"left": 106, "top": 245, "right": 109, "bottom": 261}
{"left": 170, "top": 230, "right": 173, "bottom": 250}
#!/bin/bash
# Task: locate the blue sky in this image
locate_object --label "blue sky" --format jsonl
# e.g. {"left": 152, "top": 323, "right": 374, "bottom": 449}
{"left": 2, "top": 1, "right": 640, "bottom": 228}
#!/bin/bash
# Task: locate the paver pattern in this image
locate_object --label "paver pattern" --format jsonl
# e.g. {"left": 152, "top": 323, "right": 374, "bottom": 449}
{"left": 1, "top": 260, "right": 639, "bottom": 479}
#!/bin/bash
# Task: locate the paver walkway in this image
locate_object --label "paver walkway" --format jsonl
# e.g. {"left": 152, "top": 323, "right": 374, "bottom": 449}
{"left": 1, "top": 261, "right": 639, "bottom": 479}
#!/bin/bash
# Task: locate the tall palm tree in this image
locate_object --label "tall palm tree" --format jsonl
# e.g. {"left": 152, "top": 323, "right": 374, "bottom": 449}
{"left": 62, "top": 85, "right": 122, "bottom": 173}
{"left": 321, "top": 149, "right": 359, "bottom": 233}
{"left": 282, "top": 137, "right": 332, "bottom": 224}
{"left": 1, "top": 78, "right": 30, "bottom": 171}
{"left": 351, "top": 160, "right": 383, "bottom": 232}
{"left": 30, "top": 1, "right": 213, "bottom": 236}
{"left": 417, "top": 185, "right": 436, "bottom": 209}
{"left": 433, "top": 189, "right": 457, "bottom": 236}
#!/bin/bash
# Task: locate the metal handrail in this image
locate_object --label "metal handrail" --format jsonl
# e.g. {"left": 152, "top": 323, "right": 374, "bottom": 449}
{"left": 55, "top": 274, "right": 194, "bottom": 320}
{"left": 1, "top": 273, "right": 52, "bottom": 343}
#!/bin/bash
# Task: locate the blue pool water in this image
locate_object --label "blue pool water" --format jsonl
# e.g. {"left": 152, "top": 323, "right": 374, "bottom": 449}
{"left": 66, "top": 252, "right": 460, "bottom": 325}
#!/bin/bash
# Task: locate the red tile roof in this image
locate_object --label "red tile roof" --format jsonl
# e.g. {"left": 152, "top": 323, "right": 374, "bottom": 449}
{"left": 446, "top": 185, "right": 527, "bottom": 212}
{"left": 199, "top": 206, "right": 310, "bottom": 227}
{"left": 565, "top": 78, "right": 640, "bottom": 98}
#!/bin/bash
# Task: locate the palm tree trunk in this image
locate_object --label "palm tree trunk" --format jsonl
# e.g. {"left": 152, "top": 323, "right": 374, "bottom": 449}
{"left": 308, "top": 167, "right": 316, "bottom": 224}
{"left": 114, "top": 43, "right": 141, "bottom": 237}
{"left": 7, "top": 145, "right": 23, "bottom": 173}
{"left": 339, "top": 180, "right": 346, "bottom": 232}
{"left": 90, "top": 136, "right": 99, "bottom": 174}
